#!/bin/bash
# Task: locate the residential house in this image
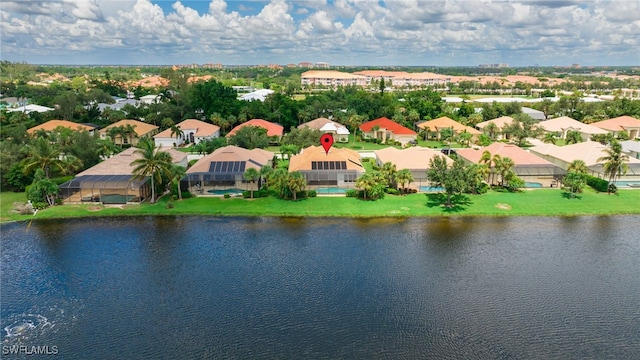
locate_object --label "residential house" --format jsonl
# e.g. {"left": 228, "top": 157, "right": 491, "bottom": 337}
{"left": 289, "top": 145, "right": 364, "bottom": 188}
{"left": 359, "top": 117, "right": 417, "bottom": 145}
{"left": 457, "top": 142, "right": 566, "bottom": 187}
{"left": 621, "top": 140, "right": 640, "bottom": 160}
{"left": 537, "top": 116, "right": 608, "bottom": 141}
{"left": 154, "top": 119, "right": 220, "bottom": 148}
{"left": 298, "top": 117, "right": 350, "bottom": 142}
{"left": 186, "top": 145, "right": 274, "bottom": 194}
{"left": 476, "top": 116, "right": 515, "bottom": 140}
{"left": 227, "top": 118, "right": 284, "bottom": 143}
{"left": 591, "top": 116, "right": 640, "bottom": 139}
{"left": 59, "top": 147, "right": 187, "bottom": 204}
{"left": 417, "top": 116, "right": 482, "bottom": 141}
{"left": 6, "top": 104, "right": 54, "bottom": 114}
{"left": 374, "top": 146, "right": 453, "bottom": 189}
{"left": 239, "top": 89, "right": 274, "bottom": 102}
{"left": 27, "top": 120, "right": 98, "bottom": 136}
{"left": 530, "top": 142, "right": 640, "bottom": 183}
{"left": 100, "top": 119, "right": 159, "bottom": 147}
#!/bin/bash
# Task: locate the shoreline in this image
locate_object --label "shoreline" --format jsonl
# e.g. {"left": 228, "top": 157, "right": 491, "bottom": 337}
{"left": 2, "top": 189, "right": 640, "bottom": 224}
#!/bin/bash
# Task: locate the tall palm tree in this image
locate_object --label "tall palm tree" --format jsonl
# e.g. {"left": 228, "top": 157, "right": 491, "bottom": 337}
{"left": 484, "top": 122, "right": 499, "bottom": 140}
{"left": 567, "top": 160, "right": 589, "bottom": 175}
{"left": 490, "top": 154, "right": 502, "bottom": 186}
{"left": 243, "top": 167, "right": 260, "bottom": 198}
{"left": 22, "top": 137, "right": 66, "bottom": 178}
{"left": 565, "top": 130, "right": 582, "bottom": 145}
{"left": 259, "top": 165, "right": 273, "bottom": 190}
{"left": 380, "top": 162, "right": 397, "bottom": 189}
{"left": 130, "top": 139, "right": 173, "bottom": 203}
{"left": 395, "top": 169, "right": 414, "bottom": 194}
{"left": 170, "top": 125, "right": 184, "bottom": 147}
{"left": 356, "top": 172, "right": 377, "bottom": 200}
{"left": 497, "top": 157, "right": 515, "bottom": 187}
{"left": 169, "top": 164, "right": 187, "bottom": 200}
{"left": 597, "top": 141, "right": 629, "bottom": 193}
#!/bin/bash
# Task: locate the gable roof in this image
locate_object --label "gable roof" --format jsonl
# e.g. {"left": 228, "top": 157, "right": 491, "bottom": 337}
{"left": 591, "top": 116, "right": 640, "bottom": 132}
{"left": 476, "top": 116, "right": 515, "bottom": 130}
{"left": 187, "top": 145, "right": 274, "bottom": 174}
{"left": 374, "top": 146, "right": 452, "bottom": 170}
{"left": 298, "top": 117, "right": 335, "bottom": 130}
{"left": 154, "top": 119, "right": 220, "bottom": 139}
{"left": 77, "top": 146, "right": 186, "bottom": 176}
{"left": 457, "top": 143, "right": 553, "bottom": 166}
{"left": 530, "top": 141, "right": 640, "bottom": 167}
{"left": 289, "top": 145, "right": 363, "bottom": 172}
{"left": 417, "top": 116, "right": 481, "bottom": 134}
{"left": 100, "top": 119, "right": 159, "bottom": 137}
{"left": 538, "top": 116, "right": 608, "bottom": 135}
{"left": 359, "top": 117, "right": 417, "bottom": 135}
{"left": 27, "top": 120, "right": 96, "bottom": 135}
{"left": 226, "top": 119, "right": 284, "bottom": 138}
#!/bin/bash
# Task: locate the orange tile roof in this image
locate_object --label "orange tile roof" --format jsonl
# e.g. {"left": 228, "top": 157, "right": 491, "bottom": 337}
{"left": 457, "top": 143, "right": 553, "bottom": 166}
{"left": 374, "top": 146, "right": 452, "bottom": 170}
{"left": 128, "top": 76, "right": 169, "bottom": 88}
{"left": 27, "top": 120, "right": 96, "bottom": 134}
{"left": 591, "top": 116, "right": 640, "bottom": 132}
{"left": 154, "top": 119, "right": 220, "bottom": 138}
{"left": 226, "top": 119, "right": 284, "bottom": 138}
{"left": 417, "top": 116, "right": 482, "bottom": 135}
{"left": 187, "top": 145, "right": 274, "bottom": 174}
{"left": 359, "top": 117, "right": 417, "bottom": 135}
{"left": 289, "top": 145, "right": 363, "bottom": 172}
{"left": 100, "top": 119, "right": 159, "bottom": 137}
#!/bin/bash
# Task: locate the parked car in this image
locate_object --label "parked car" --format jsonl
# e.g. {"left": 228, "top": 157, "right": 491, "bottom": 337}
{"left": 441, "top": 148, "right": 456, "bottom": 155}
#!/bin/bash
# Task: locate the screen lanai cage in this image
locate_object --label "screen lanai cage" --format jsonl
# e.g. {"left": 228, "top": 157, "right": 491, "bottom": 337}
{"left": 59, "top": 175, "right": 151, "bottom": 204}
{"left": 186, "top": 160, "right": 256, "bottom": 195}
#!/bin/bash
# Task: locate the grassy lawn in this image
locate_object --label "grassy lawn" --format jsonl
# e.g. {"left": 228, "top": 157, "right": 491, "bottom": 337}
{"left": 3, "top": 188, "right": 639, "bottom": 223}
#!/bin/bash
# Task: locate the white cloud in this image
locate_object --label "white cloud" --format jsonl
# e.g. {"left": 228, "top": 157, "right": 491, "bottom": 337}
{"left": 0, "top": 0, "right": 638, "bottom": 66}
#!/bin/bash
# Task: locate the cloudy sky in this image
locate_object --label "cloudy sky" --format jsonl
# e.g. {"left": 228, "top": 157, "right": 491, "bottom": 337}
{"left": 1, "top": 0, "right": 639, "bottom": 66}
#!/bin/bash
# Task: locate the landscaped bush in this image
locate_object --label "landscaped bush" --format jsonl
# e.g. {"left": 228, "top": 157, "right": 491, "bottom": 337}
{"left": 385, "top": 188, "right": 400, "bottom": 195}
{"left": 165, "top": 202, "right": 175, "bottom": 209}
{"left": 345, "top": 189, "right": 359, "bottom": 198}
{"left": 223, "top": 193, "right": 230, "bottom": 199}
{"left": 242, "top": 189, "right": 269, "bottom": 198}
{"left": 307, "top": 190, "right": 317, "bottom": 197}
{"left": 361, "top": 158, "right": 370, "bottom": 163}
{"left": 586, "top": 175, "right": 610, "bottom": 192}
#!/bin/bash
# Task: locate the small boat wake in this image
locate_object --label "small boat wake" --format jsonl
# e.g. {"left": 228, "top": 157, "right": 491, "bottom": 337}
{"left": 3, "top": 314, "right": 51, "bottom": 339}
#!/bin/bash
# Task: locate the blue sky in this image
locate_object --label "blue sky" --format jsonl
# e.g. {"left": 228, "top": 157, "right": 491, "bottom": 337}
{"left": 1, "top": 0, "right": 639, "bottom": 66}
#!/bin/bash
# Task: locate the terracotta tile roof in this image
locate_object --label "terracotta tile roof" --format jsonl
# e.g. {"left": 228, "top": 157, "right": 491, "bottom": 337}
{"left": 27, "top": 120, "right": 96, "bottom": 134}
{"left": 591, "top": 116, "right": 640, "bottom": 132}
{"left": 538, "top": 116, "right": 608, "bottom": 135}
{"left": 154, "top": 119, "right": 220, "bottom": 138}
{"left": 128, "top": 76, "right": 169, "bottom": 88}
{"left": 77, "top": 147, "right": 186, "bottom": 176}
{"left": 298, "top": 117, "right": 335, "bottom": 130}
{"left": 226, "top": 119, "right": 284, "bottom": 138}
{"left": 476, "top": 116, "right": 515, "bottom": 130}
{"left": 187, "top": 145, "right": 274, "bottom": 174}
{"left": 375, "top": 146, "right": 452, "bottom": 170}
{"left": 100, "top": 119, "right": 159, "bottom": 137}
{"left": 457, "top": 143, "right": 553, "bottom": 166}
{"left": 359, "top": 117, "right": 417, "bottom": 135}
{"left": 417, "top": 116, "right": 482, "bottom": 135}
{"left": 301, "top": 70, "right": 367, "bottom": 80}
{"left": 530, "top": 141, "right": 640, "bottom": 167}
{"left": 289, "top": 145, "right": 363, "bottom": 172}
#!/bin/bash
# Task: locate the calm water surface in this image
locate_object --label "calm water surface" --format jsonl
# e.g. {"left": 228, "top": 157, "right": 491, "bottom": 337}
{"left": 1, "top": 216, "right": 639, "bottom": 359}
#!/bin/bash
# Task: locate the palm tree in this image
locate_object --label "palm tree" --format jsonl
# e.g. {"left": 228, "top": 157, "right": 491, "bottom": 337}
{"left": 567, "top": 160, "right": 589, "bottom": 175}
{"left": 170, "top": 125, "right": 184, "bottom": 147}
{"left": 130, "top": 139, "right": 173, "bottom": 203}
{"left": 287, "top": 172, "right": 307, "bottom": 201}
{"left": 565, "top": 130, "right": 582, "bottom": 145}
{"left": 496, "top": 157, "right": 515, "bottom": 187}
{"left": 243, "top": 167, "right": 260, "bottom": 198}
{"left": 380, "top": 162, "right": 397, "bottom": 189}
{"left": 395, "top": 169, "right": 414, "bottom": 194}
{"left": 259, "top": 165, "right": 273, "bottom": 190}
{"left": 490, "top": 154, "right": 502, "bottom": 186}
{"left": 542, "top": 132, "right": 558, "bottom": 144}
{"left": 279, "top": 144, "right": 299, "bottom": 160}
{"left": 169, "top": 165, "right": 187, "bottom": 200}
{"left": 484, "top": 122, "right": 499, "bottom": 140}
{"left": 22, "top": 137, "right": 66, "bottom": 178}
{"left": 106, "top": 126, "right": 121, "bottom": 146}
{"left": 122, "top": 124, "right": 138, "bottom": 146}
{"left": 597, "top": 141, "right": 629, "bottom": 193}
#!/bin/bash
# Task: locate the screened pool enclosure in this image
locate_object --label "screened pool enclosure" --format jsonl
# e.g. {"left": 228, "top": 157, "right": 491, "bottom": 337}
{"left": 59, "top": 175, "right": 151, "bottom": 204}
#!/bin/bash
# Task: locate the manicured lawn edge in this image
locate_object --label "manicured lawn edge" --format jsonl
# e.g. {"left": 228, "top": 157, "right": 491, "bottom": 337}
{"left": 2, "top": 189, "right": 639, "bottom": 224}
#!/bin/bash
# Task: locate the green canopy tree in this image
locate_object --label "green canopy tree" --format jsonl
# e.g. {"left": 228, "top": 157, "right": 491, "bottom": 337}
{"left": 427, "top": 156, "right": 468, "bottom": 207}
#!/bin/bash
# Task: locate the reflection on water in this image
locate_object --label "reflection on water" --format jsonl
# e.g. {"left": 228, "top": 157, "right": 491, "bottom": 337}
{"left": 1, "top": 216, "right": 640, "bottom": 359}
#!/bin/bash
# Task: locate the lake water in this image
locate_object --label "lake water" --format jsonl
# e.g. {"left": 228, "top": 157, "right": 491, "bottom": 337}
{"left": 1, "top": 216, "right": 639, "bottom": 359}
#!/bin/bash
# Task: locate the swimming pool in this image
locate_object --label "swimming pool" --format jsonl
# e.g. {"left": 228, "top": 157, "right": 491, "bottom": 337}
{"left": 524, "top": 182, "right": 543, "bottom": 188}
{"left": 315, "top": 187, "right": 348, "bottom": 194}
{"left": 207, "top": 188, "right": 244, "bottom": 195}
{"left": 614, "top": 180, "right": 640, "bottom": 188}
{"left": 419, "top": 186, "right": 445, "bottom": 192}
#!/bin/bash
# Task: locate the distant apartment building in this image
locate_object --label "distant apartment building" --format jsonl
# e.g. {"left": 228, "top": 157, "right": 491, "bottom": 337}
{"left": 202, "top": 63, "right": 223, "bottom": 69}
{"left": 298, "top": 62, "right": 314, "bottom": 68}
{"left": 478, "top": 63, "right": 510, "bottom": 68}
{"left": 301, "top": 70, "right": 368, "bottom": 87}
{"left": 301, "top": 70, "right": 449, "bottom": 89}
